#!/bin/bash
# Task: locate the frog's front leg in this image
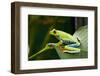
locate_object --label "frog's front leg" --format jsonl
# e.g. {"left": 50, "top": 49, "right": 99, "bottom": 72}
{"left": 63, "top": 44, "right": 80, "bottom": 53}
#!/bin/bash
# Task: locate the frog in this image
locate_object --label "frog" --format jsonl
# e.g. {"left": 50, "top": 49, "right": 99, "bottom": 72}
{"left": 49, "top": 29, "right": 80, "bottom": 53}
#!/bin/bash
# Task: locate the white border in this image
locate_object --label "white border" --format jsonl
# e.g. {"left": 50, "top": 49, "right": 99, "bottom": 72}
{"left": 20, "top": 6, "right": 95, "bottom": 70}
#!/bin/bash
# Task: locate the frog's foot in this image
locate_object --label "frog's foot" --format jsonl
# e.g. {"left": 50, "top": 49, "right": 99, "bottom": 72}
{"left": 47, "top": 43, "right": 56, "bottom": 48}
{"left": 63, "top": 50, "right": 80, "bottom": 54}
{"left": 48, "top": 43, "right": 56, "bottom": 46}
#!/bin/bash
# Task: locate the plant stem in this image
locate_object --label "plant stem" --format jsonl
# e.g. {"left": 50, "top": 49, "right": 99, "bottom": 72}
{"left": 29, "top": 47, "right": 49, "bottom": 59}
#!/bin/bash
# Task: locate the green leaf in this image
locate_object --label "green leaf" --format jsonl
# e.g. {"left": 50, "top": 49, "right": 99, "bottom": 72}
{"left": 55, "top": 26, "right": 88, "bottom": 59}
{"left": 73, "top": 26, "right": 88, "bottom": 51}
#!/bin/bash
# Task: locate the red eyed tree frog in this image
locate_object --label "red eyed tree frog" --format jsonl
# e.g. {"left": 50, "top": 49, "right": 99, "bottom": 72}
{"left": 50, "top": 29, "right": 80, "bottom": 53}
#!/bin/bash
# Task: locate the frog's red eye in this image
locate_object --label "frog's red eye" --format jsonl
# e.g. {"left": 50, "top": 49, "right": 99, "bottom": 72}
{"left": 53, "top": 30, "right": 56, "bottom": 34}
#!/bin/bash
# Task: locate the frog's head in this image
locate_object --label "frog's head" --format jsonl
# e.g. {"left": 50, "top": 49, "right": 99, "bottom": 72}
{"left": 49, "top": 29, "right": 57, "bottom": 36}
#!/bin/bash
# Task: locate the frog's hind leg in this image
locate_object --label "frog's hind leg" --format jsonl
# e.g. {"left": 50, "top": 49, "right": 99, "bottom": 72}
{"left": 63, "top": 45, "right": 80, "bottom": 53}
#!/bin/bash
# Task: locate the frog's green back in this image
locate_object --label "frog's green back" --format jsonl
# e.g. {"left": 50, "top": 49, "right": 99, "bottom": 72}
{"left": 53, "top": 29, "right": 80, "bottom": 44}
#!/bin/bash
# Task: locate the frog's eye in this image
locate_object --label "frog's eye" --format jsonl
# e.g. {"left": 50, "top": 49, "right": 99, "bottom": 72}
{"left": 53, "top": 30, "right": 56, "bottom": 34}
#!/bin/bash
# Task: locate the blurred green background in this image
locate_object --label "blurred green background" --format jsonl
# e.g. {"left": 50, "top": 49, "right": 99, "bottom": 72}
{"left": 28, "top": 15, "right": 88, "bottom": 60}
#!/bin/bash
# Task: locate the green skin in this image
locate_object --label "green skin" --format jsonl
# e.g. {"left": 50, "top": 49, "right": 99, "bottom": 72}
{"left": 29, "top": 29, "right": 80, "bottom": 59}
